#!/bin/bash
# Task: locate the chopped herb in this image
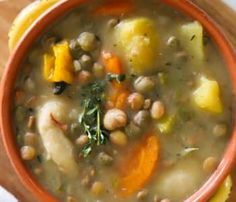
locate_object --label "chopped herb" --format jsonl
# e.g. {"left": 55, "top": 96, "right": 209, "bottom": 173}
{"left": 79, "top": 81, "right": 108, "bottom": 157}
{"left": 106, "top": 73, "right": 126, "bottom": 83}
{"left": 178, "top": 147, "right": 199, "bottom": 157}
{"left": 165, "top": 62, "right": 172, "bottom": 66}
{"left": 36, "top": 155, "right": 42, "bottom": 163}
{"left": 53, "top": 81, "right": 68, "bottom": 95}
{"left": 28, "top": 108, "right": 34, "bottom": 113}
{"left": 203, "top": 35, "right": 210, "bottom": 45}
{"left": 190, "top": 34, "right": 196, "bottom": 41}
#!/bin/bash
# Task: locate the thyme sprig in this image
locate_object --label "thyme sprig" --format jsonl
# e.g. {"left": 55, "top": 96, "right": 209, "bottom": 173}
{"left": 79, "top": 81, "right": 108, "bottom": 157}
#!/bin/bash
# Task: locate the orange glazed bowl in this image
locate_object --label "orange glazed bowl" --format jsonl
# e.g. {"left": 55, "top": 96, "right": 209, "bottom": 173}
{"left": 1, "top": 0, "right": 236, "bottom": 201}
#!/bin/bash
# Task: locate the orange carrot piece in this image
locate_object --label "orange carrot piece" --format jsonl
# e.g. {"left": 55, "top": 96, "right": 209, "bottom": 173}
{"left": 102, "top": 51, "right": 123, "bottom": 74}
{"left": 118, "top": 134, "right": 159, "bottom": 197}
{"left": 115, "top": 91, "right": 130, "bottom": 110}
{"left": 102, "top": 51, "right": 130, "bottom": 109}
{"left": 92, "top": 0, "right": 134, "bottom": 16}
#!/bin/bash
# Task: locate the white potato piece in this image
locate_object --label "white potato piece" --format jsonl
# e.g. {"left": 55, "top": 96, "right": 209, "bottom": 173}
{"left": 179, "top": 21, "right": 204, "bottom": 62}
{"left": 156, "top": 159, "right": 203, "bottom": 200}
{"left": 37, "top": 99, "right": 78, "bottom": 177}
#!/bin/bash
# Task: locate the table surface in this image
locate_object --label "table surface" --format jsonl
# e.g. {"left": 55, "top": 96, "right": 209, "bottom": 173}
{"left": 0, "top": 0, "right": 236, "bottom": 201}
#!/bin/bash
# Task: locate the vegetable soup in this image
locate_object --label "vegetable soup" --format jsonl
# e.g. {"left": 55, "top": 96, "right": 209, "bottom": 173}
{"left": 13, "top": 0, "right": 233, "bottom": 201}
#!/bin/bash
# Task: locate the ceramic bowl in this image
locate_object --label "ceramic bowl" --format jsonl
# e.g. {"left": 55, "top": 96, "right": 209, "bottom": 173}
{"left": 1, "top": 0, "right": 236, "bottom": 201}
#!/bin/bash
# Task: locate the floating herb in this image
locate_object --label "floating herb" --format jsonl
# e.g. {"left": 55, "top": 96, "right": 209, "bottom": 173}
{"left": 177, "top": 147, "right": 199, "bottom": 157}
{"left": 79, "top": 81, "right": 108, "bottom": 157}
{"left": 53, "top": 81, "right": 68, "bottom": 95}
{"left": 106, "top": 73, "right": 126, "bottom": 83}
{"left": 190, "top": 34, "right": 196, "bottom": 41}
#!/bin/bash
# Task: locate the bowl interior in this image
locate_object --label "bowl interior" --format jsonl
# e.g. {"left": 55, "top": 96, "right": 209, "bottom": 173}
{"left": 1, "top": 0, "right": 236, "bottom": 201}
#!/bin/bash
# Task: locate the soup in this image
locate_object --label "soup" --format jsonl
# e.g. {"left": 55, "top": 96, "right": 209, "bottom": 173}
{"left": 13, "top": 0, "right": 233, "bottom": 201}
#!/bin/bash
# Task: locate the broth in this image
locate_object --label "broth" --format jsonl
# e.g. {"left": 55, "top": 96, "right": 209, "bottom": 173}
{"left": 13, "top": 0, "right": 233, "bottom": 201}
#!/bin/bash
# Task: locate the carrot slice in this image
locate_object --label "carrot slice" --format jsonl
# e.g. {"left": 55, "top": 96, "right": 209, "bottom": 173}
{"left": 115, "top": 91, "right": 130, "bottom": 110}
{"left": 118, "top": 134, "right": 159, "bottom": 197}
{"left": 92, "top": 0, "right": 134, "bottom": 16}
{"left": 102, "top": 51, "right": 130, "bottom": 109}
{"left": 102, "top": 51, "right": 123, "bottom": 74}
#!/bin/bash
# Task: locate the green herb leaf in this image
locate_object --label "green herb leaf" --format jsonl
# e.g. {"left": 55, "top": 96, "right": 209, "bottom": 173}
{"left": 106, "top": 73, "right": 126, "bottom": 83}
{"left": 79, "top": 81, "right": 108, "bottom": 157}
{"left": 178, "top": 147, "right": 199, "bottom": 157}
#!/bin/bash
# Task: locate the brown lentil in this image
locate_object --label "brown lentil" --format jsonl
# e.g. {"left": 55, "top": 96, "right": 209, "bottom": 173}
{"left": 203, "top": 156, "right": 218, "bottom": 173}
{"left": 27, "top": 115, "right": 36, "bottom": 129}
{"left": 76, "top": 134, "right": 89, "bottom": 146}
{"left": 91, "top": 181, "right": 105, "bottom": 196}
{"left": 110, "top": 130, "right": 128, "bottom": 146}
{"left": 20, "top": 145, "right": 36, "bottom": 160}
{"left": 150, "top": 101, "right": 165, "bottom": 120}
{"left": 78, "top": 70, "right": 92, "bottom": 85}
{"left": 127, "top": 93, "right": 144, "bottom": 111}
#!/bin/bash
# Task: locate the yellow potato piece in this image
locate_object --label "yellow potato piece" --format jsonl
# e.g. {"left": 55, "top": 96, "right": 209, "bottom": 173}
{"left": 114, "top": 17, "right": 159, "bottom": 75}
{"left": 179, "top": 21, "right": 204, "bottom": 62}
{"left": 8, "top": 0, "right": 59, "bottom": 52}
{"left": 43, "top": 41, "right": 74, "bottom": 84}
{"left": 210, "top": 176, "right": 232, "bottom": 202}
{"left": 193, "top": 76, "right": 223, "bottom": 113}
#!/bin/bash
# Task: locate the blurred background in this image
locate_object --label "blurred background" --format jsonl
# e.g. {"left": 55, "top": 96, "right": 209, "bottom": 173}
{"left": 0, "top": 0, "right": 235, "bottom": 201}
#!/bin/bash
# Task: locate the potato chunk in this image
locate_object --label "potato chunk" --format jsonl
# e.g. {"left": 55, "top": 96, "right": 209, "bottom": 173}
{"left": 156, "top": 159, "right": 202, "bottom": 200}
{"left": 179, "top": 21, "right": 204, "bottom": 62}
{"left": 193, "top": 76, "right": 223, "bottom": 113}
{"left": 114, "top": 17, "right": 159, "bottom": 75}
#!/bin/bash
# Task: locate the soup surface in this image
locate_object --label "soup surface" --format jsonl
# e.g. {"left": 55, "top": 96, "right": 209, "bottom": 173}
{"left": 13, "top": 0, "right": 233, "bottom": 201}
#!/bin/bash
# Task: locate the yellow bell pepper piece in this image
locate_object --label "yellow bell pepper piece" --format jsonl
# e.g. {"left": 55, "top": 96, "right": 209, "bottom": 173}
{"left": 193, "top": 76, "right": 223, "bottom": 113}
{"left": 8, "top": 0, "right": 59, "bottom": 52}
{"left": 43, "top": 41, "right": 74, "bottom": 84}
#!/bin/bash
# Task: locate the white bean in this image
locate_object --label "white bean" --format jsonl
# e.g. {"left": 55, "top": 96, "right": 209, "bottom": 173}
{"left": 103, "top": 109, "right": 127, "bottom": 131}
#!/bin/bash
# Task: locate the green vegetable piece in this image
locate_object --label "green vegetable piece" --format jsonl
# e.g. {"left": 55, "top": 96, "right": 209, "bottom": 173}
{"left": 157, "top": 115, "right": 175, "bottom": 134}
{"left": 158, "top": 73, "right": 167, "bottom": 85}
{"left": 209, "top": 176, "right": 232, "bottom": 202}
{"left": 179, "top": 21, "right": 204, "bottom": 62}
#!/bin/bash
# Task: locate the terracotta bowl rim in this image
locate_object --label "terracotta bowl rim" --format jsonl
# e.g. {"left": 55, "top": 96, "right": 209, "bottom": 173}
{"left": 1, "top": 0, "right": 236, "bottom": 202}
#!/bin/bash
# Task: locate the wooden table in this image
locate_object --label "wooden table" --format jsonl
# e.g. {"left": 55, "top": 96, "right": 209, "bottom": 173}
{"left": 0, "top": 0, "right": 235, "bottom": 201}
